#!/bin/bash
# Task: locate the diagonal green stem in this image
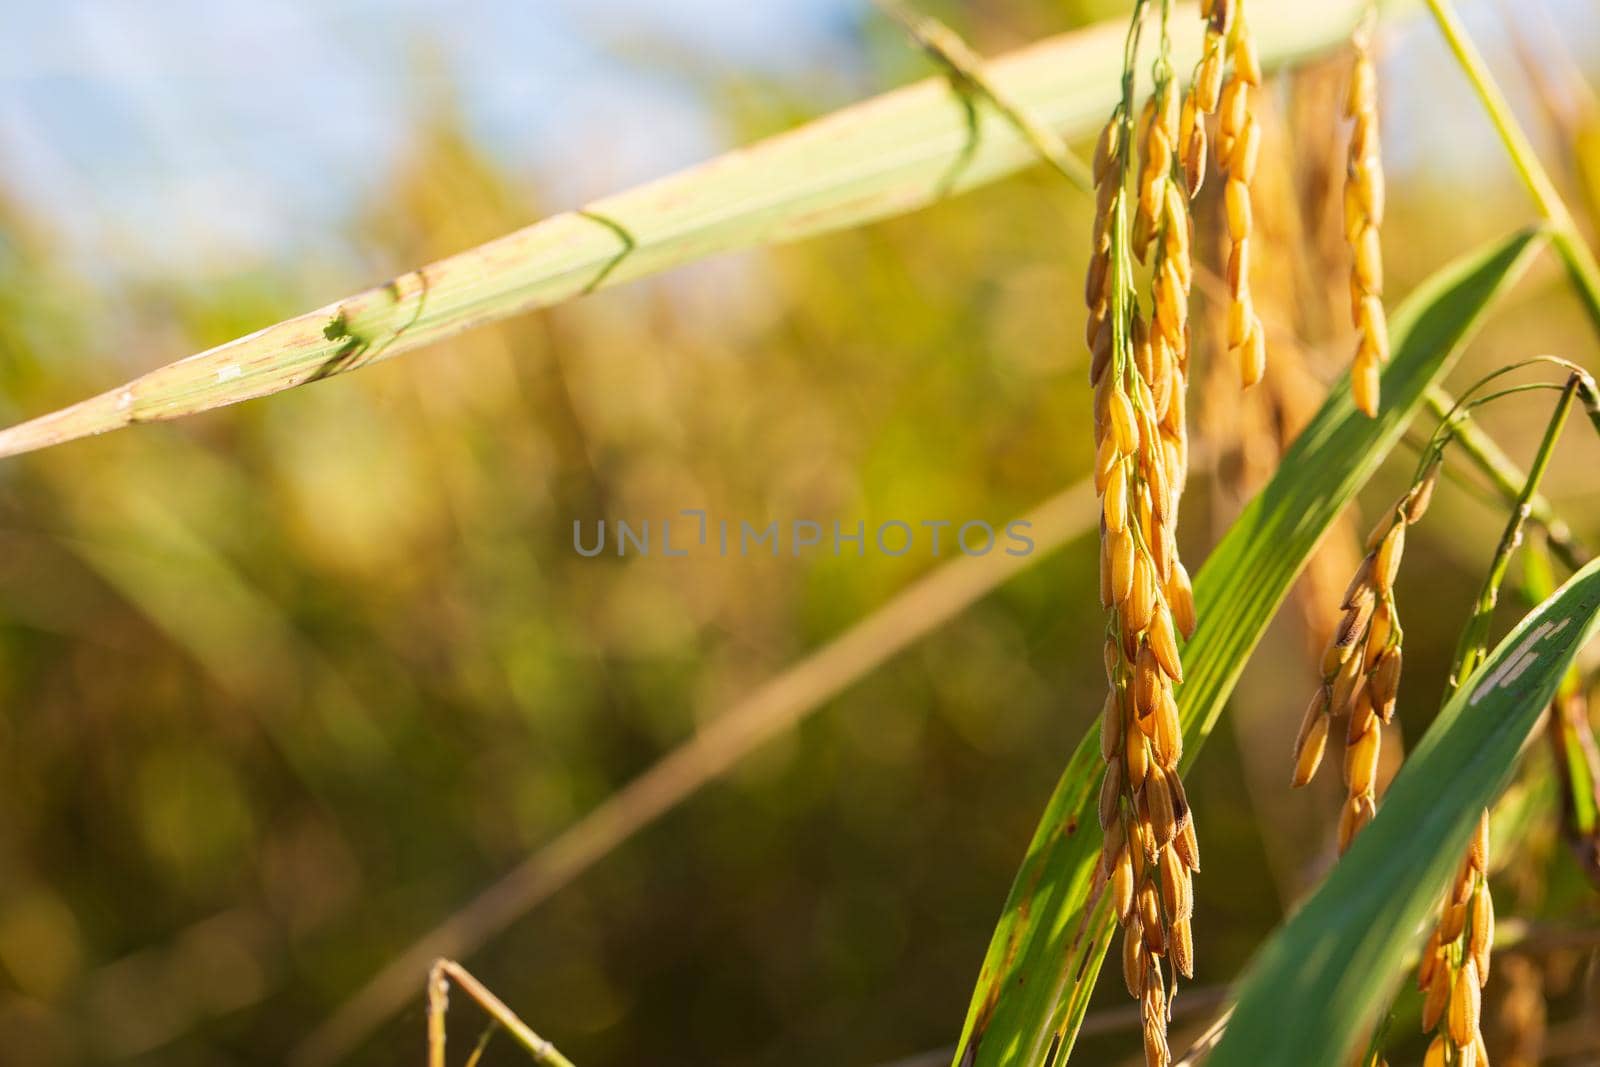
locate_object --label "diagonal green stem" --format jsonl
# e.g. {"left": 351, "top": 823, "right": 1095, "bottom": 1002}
{"left": 1445, "top": 373, "right": 1580, "bottom": 698}
{"left": 1424, "top": 0, "right": 1600, "bottom": 332}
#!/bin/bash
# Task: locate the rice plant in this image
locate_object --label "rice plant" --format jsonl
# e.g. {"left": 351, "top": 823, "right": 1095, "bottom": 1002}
{"left": 4, "top": 3, "right": 1600, "bottom": 1067}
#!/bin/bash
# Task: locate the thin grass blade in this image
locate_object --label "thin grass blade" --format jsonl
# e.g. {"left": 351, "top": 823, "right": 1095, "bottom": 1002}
{"left": 953, "top": 228, "right": 1544, "bottom": 1067}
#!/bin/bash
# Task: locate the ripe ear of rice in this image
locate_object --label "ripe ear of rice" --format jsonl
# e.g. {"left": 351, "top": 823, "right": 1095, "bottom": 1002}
{"left": 1345, "top": 15, "right": 1389, "bottom": 416}
{"left": 1087, "top": 3, "right": 1219, "bottom": 1055}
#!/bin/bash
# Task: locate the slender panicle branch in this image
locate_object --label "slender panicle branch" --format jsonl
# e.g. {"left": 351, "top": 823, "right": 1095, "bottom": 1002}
{"left": 1423, "top": 385, "right": 1589, "bottom": 570}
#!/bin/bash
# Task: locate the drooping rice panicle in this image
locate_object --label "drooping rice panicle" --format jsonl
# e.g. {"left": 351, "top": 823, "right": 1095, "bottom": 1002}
{"left": 1089, "top": 6, "right": 1200, "bottom": 1063}
{"left": 1289, "top": 465, "right": 1429, "bottom": 850}
{"left": 1345, "top": 9, "right": 1389, "bottom": 416}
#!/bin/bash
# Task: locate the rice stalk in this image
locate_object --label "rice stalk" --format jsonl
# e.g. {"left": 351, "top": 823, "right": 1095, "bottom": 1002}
{"left": 1441, "top": 370, "right": 1599, "bottom": 697}
{"left": 1424, "top": 0, "right": 1600, "bottom": 334}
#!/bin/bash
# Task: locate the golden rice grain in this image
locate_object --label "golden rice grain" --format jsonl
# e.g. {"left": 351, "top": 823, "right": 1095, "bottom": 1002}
{"left": 1141, "top": 996, "right": 1170, "bottom": 1067}
{"left": 1166, "top": 561, "right": 1197, "bottom": 638}
{"left": 1468, "top": 881, "right": 1492, "bottom": 977}
{"left": 1113, "top": 846, "right": 1135, "bottom": 921}
{"left": 1343, "top": 720, "right": 1380, "bottom": 796}
{"left": 1182, "top": 0, "right": 1229, "bottom": 197}
{"left": 1101, "top": 692, "right": 1123, "bottom": 760}
{"left": 1169, "top": 914, "right": 1194, "bottom": 979}
{"left": 1146, "top": 766, "right": 1177, "bottom": 845}
{"left": 1175, "top": 817, "right": 1200, "bottom": 871}
{"left": 1469, "top": 807, "right": 1489, "bottom": 872}
{"left": 1417, "top": 928, "right": 1441, "bottom": 991}
{"left": 1123, "top": 917, "right": 1145, "bottom": 997}
{"left": 1422, "top": 963, "right": 1450, "bottom": 1032}
{"left": 1449, "top": 959, "right": 1481, "bottom": 1047}
{"left": 1141, "top": 884, "right": 1165, "bottom": 953}
{"left": 1291, "top": 705, "right": 1329, "bottom": 788}
{"left": 1336, "top": 793, "right": 1374, "bottom": 854}
{"left": 1438, "top": 899, "right": 1467, "bottom": 943}
{"left": 1153, "top": 691, "right": 1182, "bottom": 766}
{"left": 1099, "top": 760, "right": 1124, "bottom": 829}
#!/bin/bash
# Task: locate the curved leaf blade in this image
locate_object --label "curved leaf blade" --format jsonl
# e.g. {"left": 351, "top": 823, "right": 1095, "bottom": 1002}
{"left": 954, "top": 228, "right": 1545, "bottom": 1067}
{"left": 0, "top": 3, "right": 1380, "bottom": 460}
{"left": 1210, "top": 557, "right": 1600, "bottom": 1067}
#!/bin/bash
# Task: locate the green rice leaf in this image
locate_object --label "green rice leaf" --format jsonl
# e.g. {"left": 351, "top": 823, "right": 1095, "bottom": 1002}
{"left": 0, "top": 2, "right": 1380, "bottom": 460}
{"left": 953, "top": 228, "right": 1545, "bottom": 1067}
{"left": 1210, "top": 556, "right": 1600, "bottom": 1067}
